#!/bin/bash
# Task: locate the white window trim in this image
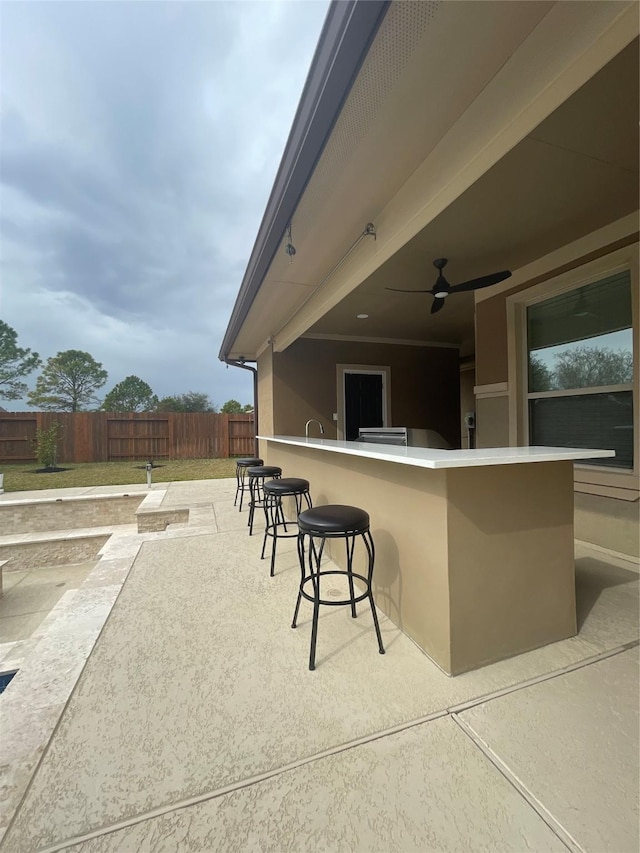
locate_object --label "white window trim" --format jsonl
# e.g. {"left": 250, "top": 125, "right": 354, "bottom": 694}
{"left": 529, "top": 383, "right": 633, "bottom": 400}
{"left": 506, "top": 244, "right": 639, "bottom": 497}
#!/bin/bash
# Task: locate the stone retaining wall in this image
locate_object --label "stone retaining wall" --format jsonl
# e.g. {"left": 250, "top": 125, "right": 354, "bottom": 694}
{"left": 137, "top": 509, "right": 189, "bottom": 533}
{"left": 0, "top": 535, "right": 109, "bottom": 572}
{"left": 0, "top": 495, "right": 143, "bottom": 535}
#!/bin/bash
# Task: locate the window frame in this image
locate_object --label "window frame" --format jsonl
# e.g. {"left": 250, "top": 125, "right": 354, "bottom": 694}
{"left": 507, "top": 244, "right": 639, "bottom": 496}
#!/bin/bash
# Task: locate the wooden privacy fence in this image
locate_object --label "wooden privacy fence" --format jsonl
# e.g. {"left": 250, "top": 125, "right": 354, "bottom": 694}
{"left": 0, "top": 412, "right": 255, "bottom": 463}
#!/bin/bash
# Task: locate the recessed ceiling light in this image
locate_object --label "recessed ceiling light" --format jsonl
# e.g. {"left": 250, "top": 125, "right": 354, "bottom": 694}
{"left": 356, "top": 313, "right": 369, "bottom": 319}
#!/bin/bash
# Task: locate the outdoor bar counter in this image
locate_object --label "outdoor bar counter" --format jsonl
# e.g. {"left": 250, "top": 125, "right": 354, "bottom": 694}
{"left": 259, "top": 435, "right": 614, "bottom": 675}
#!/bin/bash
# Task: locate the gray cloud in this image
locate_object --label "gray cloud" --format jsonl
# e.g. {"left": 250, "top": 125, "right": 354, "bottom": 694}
{"left": 1, "top": 0, "right": 329, "bottom": 407}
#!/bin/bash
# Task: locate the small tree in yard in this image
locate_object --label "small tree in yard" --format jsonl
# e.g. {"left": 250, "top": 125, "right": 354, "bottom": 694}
{"left": 102, "top": 375, "right": 158, "bottom": 412}
{"left": 33, "top": 421, "right": 63, "bottom": 469}
{"left": 28, "top": 349, "right": 108, "bottom": 411}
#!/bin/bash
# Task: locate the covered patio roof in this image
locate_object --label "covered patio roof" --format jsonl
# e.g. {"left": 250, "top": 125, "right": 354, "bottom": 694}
{"left": 220, "top": 1, "right": 638, "bottom": 362}
{"left": 307, "top": 38, "right": 639, "bottom": 357}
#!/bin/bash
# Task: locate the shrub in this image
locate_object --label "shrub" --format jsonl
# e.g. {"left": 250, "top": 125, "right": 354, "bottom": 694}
{"left": 33, "top": 421, "right": 63, "bottom": 468}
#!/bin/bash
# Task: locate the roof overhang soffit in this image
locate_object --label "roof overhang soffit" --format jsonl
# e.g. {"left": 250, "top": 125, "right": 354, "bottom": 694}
{"left": 269, "top": 0, "right": 638, "bottom": 354}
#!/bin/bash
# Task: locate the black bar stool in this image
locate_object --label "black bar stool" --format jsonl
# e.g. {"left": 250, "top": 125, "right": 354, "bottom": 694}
{"left": 292, "top": 504, "right": 385, "bottom": 671}
{"left": 261, "top": 478, "right": 312, "bottom": 577}
{"left": 247, "top": 465, "right": 282, "bottom": 535}
{"left": 234, "top": 457, "right": 263, "bottom": 511}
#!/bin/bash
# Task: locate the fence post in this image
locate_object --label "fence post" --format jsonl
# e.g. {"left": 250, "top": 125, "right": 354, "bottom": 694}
{"left": 168, "top": 413, "right": 175, "bottom": 460}
{"left": 223, "top": 414, "right": 231, "bottom": 458}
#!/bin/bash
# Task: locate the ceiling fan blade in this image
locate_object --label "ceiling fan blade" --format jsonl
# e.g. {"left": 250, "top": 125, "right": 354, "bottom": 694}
{"left": 385, "top": 287, "right": 433, "bottom": 293}
{"left": 449, "top": 270, "right": 512, "bottom": 293}
{"left": 430, "top": 297, "right": 446, "bottom": 314}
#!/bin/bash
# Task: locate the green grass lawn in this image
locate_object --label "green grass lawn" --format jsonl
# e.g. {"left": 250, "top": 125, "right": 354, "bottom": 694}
{"left": 1, "top": 458, "right": 237, "bottom": 493}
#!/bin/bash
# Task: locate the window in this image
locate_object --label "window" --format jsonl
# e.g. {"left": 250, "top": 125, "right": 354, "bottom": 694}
{"left": 526, "top": 270, "right": 633, "bottom": 469}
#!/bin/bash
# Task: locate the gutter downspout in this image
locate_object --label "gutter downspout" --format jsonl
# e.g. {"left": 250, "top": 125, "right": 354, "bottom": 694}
{"left": 225, "top": 359, "right": 259, "bottom": 458}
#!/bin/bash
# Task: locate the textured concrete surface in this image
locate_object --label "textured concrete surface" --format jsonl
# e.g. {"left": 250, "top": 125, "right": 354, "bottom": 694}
{"left": 459, "top": 647, "right": 639, "bottom": 853}
{"left": 0, "top": 478, "right": 638, "bottom": 853}
{"left": 574, "top": 548, "right": 639, "bottom": 650}
{"left": 0, "top": 583, "right": 124, "bottom": 843}
{"left": 65, "top": 717, "right": 567, "bottom": 853}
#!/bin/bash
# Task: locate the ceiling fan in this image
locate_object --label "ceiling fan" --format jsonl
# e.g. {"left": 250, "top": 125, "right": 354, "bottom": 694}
{"left": 387, "top": 258, "right": 512, "bottom": 314}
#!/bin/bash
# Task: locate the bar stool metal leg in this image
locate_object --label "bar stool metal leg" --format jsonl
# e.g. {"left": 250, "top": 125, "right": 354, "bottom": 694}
{"left": 309, "top": 575, "right": 320, "bottom": 671}
{"left": 292, "top": 533, "right": 305, "bottom": 628}
{"left": 363, "top": 530, "right": 385, "bottom": 655}
{"left": 346, "top": 535, "right": 357, "bottom": 618}
{"left": 292, "top": 533, "right": 324, "bottom": 631}
{"left": 308, "top": 535, "right": 325, "bottom": 670}
{"left": 234, "top": 464, "right": 241, "bottom": 507}
{"left": 362, "top": 530, "right": 384, "bottom": 655}
{"left": 260, "top": 494, "right": 282, "bottom": 567}
{"left": 238, "top": 471, "right": 247, "bottom": 512}
{"left": 247, "top": 477, "right": 260, "bottom": 536}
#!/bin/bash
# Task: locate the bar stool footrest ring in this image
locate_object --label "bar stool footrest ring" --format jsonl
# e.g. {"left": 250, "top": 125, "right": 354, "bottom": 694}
{"left": 264, "top": 524, "right": 300, "bottom": 543}
{"left": 299, "top": 570, "right": 370, "bottom": 607}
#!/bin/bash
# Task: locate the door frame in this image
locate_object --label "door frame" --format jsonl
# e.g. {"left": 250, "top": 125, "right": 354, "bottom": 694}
{"left": 336, "top": 364, "right": 391, "bottom": 440}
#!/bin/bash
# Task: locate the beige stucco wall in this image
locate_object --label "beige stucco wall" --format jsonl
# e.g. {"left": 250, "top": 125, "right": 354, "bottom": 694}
{"left": 257, "top": 345, "right": 274, "bottom": 439}
{"left": 575, "top": 492, "right": 640, "bottom": 559}
{"left": 446, "top": 461, "right": 576, "bottom": 672}
{"left": 476, "top": 297, "right": 509, "bottom": 387}
{"left": 476, "top": 396, "right": 510, "bottom": 449}
{"left": 268, "top": 338, "right": 461, "bottom": 447}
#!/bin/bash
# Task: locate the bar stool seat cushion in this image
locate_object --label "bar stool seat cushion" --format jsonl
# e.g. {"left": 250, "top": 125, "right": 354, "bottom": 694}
{"left": 237, "top": 457, "right": 263, "bottom": 467}
{"left": 298, "top": 504, "right": 369, "bottom": 535}
{"left": 264, "top": 477, "right": 310, "bottom": 495}
{"left": 248, "top": 465, "right": 281, "bottom": 477}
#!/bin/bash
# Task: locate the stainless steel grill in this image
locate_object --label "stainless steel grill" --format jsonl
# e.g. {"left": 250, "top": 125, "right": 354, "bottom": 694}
{"left": 357, "top": 427, "right": 450, "bottom": 448}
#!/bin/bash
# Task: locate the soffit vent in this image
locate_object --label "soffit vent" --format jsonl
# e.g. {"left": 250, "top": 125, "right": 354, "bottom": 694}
{"left": 299, "top": 1, "right": 442, "bottom": 214}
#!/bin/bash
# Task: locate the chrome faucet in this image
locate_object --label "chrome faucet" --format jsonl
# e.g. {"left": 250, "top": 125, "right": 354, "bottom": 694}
{"left": 305, "top": 418, "right": 325, "bottom": 439}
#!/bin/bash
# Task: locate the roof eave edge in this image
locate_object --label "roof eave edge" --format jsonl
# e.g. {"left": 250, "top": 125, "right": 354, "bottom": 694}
{"left": 218, "top": 0, "right": 391, "bottom": 361}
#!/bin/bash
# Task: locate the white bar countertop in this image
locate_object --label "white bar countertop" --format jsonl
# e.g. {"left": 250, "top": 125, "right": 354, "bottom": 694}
{"left": 258, "top": 435, "right": 615, "bottom": 470}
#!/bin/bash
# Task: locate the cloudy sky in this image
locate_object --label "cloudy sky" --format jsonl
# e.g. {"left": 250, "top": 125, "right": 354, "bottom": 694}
{"left": 1, "top": 0, "right": 329, "bottom": 410}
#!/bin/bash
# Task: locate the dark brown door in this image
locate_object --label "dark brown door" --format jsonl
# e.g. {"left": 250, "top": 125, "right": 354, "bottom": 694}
{"left": 344, "top": 372, "right": 383, "bottom": 440}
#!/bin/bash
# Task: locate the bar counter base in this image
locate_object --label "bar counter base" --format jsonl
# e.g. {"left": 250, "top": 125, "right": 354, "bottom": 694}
{"left": 264, "top": 441, "right": 577, "bottom": 676}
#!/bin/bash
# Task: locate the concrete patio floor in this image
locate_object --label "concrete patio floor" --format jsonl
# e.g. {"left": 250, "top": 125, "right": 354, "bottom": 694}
{"left": 0, "top": 478, "right": 638, "bottom": 852}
